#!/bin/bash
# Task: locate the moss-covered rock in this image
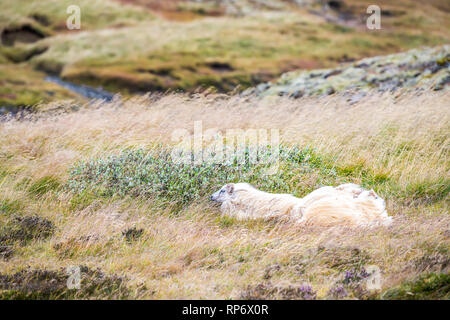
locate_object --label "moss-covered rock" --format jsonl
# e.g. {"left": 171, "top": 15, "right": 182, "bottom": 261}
{"left": 252, "top": 46, "right": 450, "bottom": 98}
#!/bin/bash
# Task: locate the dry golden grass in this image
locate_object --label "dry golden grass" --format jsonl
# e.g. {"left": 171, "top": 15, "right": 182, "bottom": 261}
{"left": 0, "top": 89, "right": 449, "bottom": 299}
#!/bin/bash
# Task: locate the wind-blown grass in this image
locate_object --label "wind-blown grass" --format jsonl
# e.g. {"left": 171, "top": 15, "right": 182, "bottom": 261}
{"left": 0, "top": 90, "right": 448, "bottom": 299}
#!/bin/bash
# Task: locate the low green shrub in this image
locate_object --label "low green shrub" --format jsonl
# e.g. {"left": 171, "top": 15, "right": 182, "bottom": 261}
{"left": 67, "top": 146, "right": 336, "bottom": 207}
{"left": 28, "top": 176, "right": 61, "bottom": 197}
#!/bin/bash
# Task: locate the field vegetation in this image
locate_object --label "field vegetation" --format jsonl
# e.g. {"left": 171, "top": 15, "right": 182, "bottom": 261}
{"left": 0, "top": 89, "right": 448, "bottom": 299}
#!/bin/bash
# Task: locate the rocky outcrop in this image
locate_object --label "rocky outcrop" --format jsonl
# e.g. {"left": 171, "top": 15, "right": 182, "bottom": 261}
{"left": 246, "top": 45, "right": 449, "bottom": 99}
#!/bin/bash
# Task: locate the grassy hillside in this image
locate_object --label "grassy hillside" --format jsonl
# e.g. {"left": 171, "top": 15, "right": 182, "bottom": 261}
{"left": 0, "top": 89, "right": 448, "bottom": 299}
{"left": 0, "top": 1, "right": 448, "bottom": 300}
{"left": 1, "top": 0, "right": 449, "bottom": 111}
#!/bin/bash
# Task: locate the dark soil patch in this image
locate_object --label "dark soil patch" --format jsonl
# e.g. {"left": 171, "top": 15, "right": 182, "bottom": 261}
{"left": 122, "top": 227, "right": 144, "bottom": 242}
{"left": 30, "top": 13, "right": 51, "bottom": 27}
{"left": 312, "top": 0, "right": 365, "bottom": 26}
{"left": 205, "top": 62, "right": 234, "bottom": 73}
{"left": 137, "top": 67, "right": 172, "bottom": 76}
{"left": 1, "top": 24, "right": 47, "bottom": 46}
{"left": 0, "top": 215, "right": 55, "bottom": 245}
{"left": 0, "top": 246, "right": 14, "bottom": 260}
{"left": 323, "top": 0, "right": 355, "bottom": 22}
{"left": 0, "top": 266, "right": 130, "bottom": 299}
{"left": 136, "top": 67, "right": 180, "bottom": 83}
{"left": 382, "top": 9, "right": 406, "bottom": 17}
{"left": 327, "top": 0, "right": 343, "bottom": 11}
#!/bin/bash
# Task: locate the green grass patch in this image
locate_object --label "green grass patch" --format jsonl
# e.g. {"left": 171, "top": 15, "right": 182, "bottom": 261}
{"left": 382, "top": 273, "right": 450, "bottom": 300}
{"left": 215, "top": 215, "right": 238, "bottom": 228}
{"left": 0, "top": 199, "right": 23, "bottom": 216}
{"left": 0, "top": 44, "right": 48, "bottom": 63}
{"left": 28, "top": 176, "right": 61, "bottom": 197}
{"left": 0, "top": 0, "right": 154, "bottom": 32}
{"left": 0, "top": 64, "right": 78, "bottom": 110}
{"left": 68, "top": 190, "right": 100, "bottom": 211}
{"left": 402, "top": 178, "right": 450, "bottom": 205}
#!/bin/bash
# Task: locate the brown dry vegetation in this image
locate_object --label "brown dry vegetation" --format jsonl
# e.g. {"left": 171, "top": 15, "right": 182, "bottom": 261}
{"left": 0, "top": 89, "right": 448, "bottom": 299}
{"left": 1, "top": 0, "right": 449, "bottom": 111}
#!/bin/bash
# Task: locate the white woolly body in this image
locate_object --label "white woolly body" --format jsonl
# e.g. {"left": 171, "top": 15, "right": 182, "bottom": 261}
{"left": 211, "top": 183, "right": 392, "bottom": 227}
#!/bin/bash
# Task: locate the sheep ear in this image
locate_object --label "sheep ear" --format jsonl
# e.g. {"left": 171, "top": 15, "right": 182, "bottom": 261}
{"left": 225, "top": 184, "right": 234, "bottom": 194}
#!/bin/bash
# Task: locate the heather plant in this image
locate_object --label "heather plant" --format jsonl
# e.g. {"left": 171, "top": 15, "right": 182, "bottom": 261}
{"left": 327, "top": 285, "right": 348, "bottom": 299}
{"left": 240, "top": 282, "right": 317, "bottom": 300}
{"left": 343, "top": 269, "right": 371, "bottom": 286}
{"left": 330, "top": 268, "right": 380, "bottom": 300}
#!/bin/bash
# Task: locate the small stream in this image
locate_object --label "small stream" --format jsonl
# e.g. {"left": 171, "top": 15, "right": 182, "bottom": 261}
{"left": 1, "top": 77, "right": 115, "bottom": 117}
{"left": 45, "top": 76, "right": 114, "bottom": 101}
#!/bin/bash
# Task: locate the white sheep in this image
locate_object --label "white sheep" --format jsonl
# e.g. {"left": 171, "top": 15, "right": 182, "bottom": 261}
{"left": 210, "top": 183, "right": 392, "bottom": 227}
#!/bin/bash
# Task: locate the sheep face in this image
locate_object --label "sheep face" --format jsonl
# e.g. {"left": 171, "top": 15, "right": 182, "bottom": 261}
{"left": 210, "top": 183, "right": 235, "bottom": 203}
